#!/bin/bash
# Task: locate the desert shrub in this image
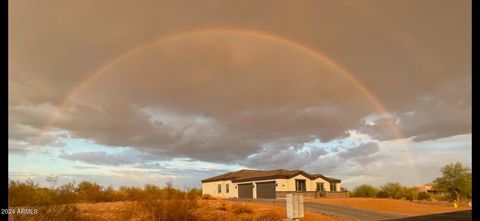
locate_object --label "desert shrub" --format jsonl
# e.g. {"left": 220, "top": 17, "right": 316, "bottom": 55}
{"left": 160, "top": 182, "right": 187, "bottom": 199}
{"left": 9, "top": 178, "right": 209, "bottom": 221}
{"left": 31, "top": 187, "right": 56, "bottom": 206}
{"left": 99, "top": 186, "right": 122, "bottom": 202}
{"left": 144, "top": 183, "right": 162, "bottom": 199}
{"left": 255, "top": 211, "right": 282, "bottom": 221}
{"left": 376, "top": 183, "right": 421, "bottom": 200}
{"left": 196, "top": 209, "right": 237, "bottom": 221}
{"left": 119, "top": 201, "right": 143, "bottom": 220}
{"left": 138, "top": 198, "right": 198, "bottom": 221}
{"left": 404, "top": 187, "right": 419, "bottom": 201}
{"left": 417, "top": 192, "right": 431, "bottom": 201}
{"left": 8, "top": 180, "right": 55, "bottom": 207}
{"left": 376, "top": 191, "right": 389, "bottom": 198}
{"left": 54, "top": 182, "right": 78, "bottom": 204}
{"left": 201, "top": 194, "right": 214, "bottom": 200}
{"left": 231, "top": 204, "right": 254, "bottom": 215}
{"left": 239, "top": 216, "right": 254, "bottom": 221}
{"left": 432, "top": 193, "right": 454, "bottom": 202}
{"left": 218, "top": 202, "right": 227, "bottom": 211}
{"left": 380, "top": 182, "right": 405, "bottom": 199}
{"left": 14, "top": 204, "right": 86, "bottom": 221}
{"left": 125, "top": 182, "right": 201, "bottom": 221}
{"left": 118, "top": 186, "right": 147, "bottom": 201}
{"left": 39, "top": 204, "right": 85, "bottom": 221}
{"left": 351, "top": 184, "right": 379, "bottom": 198}
{"left": 9, "top": 180, "right": 37, "bottom": 206}
{"left": 76, "top": 181, "right": 103, "bottom": 202}
{"left": 186, "top": 188, "right": 202, "bottom": 199}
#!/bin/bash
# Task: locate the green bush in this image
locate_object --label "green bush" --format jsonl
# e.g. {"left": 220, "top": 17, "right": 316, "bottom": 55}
{"left": 118, "top": 186, "right": 147, "bottom": 201}
{"left": 55, "top": 182, "right": 78, "bottom": 204}
{"left": 417, "top": 191, "right": 431, "bottom": 200}
{"left": 9, "top": 178, "right": 205, "bottom": 207}
{"left": 376, "top": 190, "right": 389, "bottom": 198}
{"left": 100, "top": 186, "right": 122, "bottom": 202}
{"left": 186, "top": 188, "right": 202, "bottom": 199}
{"left": 433, "top": 162, "right": 472, "bottom": 201}
{"left": 8, "top": 180, "right": 55, "bottom": 207}
{"left": 351, "top": 185, "right": 379, "bottom": 198}
{"left": 404, "top": 187, "right": 419, "bottom": 201}
{"left": 75, "top": 181, "right": 103, "bottom": 202}
{"left": 380, "top": 182, "right": 405, "bottom": 199}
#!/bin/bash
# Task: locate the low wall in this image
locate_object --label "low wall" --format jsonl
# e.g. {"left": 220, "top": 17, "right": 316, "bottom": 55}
{"left": 276, "top": 191, "right": 348, "bottom": 198}
{"left": 324, "top": 191, "right": 349, "bottom": 198}
{"left": 276, "top": 191, "right": 317, "bottom": 199}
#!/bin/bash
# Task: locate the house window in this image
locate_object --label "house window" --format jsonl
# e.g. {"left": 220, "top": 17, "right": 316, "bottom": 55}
{"left": 295, "top": 180, "right": 306, "bottom": 192}
{"left": 316, "top": 182, "right": 324, "bottom": 191}
{"left": 330, "top": 183, "right": 337, "bottom": 192}
{"left": 226, "top": 184, "right": 229, "bottom": 193}
{"left": 218, "top": 184, "right": 222, "bottom": 193}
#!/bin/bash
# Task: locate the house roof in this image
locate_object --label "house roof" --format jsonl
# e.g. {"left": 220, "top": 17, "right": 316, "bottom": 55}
{"left": 416, "top": 183, "right": 441, "bottom": 192}
{"left": 201, "top": 169, "right": 341, "bottom": 183}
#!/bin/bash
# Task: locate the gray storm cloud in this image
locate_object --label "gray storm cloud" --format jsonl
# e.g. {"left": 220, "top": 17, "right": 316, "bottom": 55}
{"left": 9, "top": 0, "right": 471, "bottom": 167}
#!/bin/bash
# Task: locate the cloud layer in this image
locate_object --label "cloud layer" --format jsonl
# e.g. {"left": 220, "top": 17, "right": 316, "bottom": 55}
{"left": 9, "top": 0, "right": 470, "bottom": 186}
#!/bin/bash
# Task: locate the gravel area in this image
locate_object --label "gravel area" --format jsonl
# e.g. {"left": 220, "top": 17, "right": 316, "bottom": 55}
{"left": 385, "top": 210, "right": 471, "bottom": 221}
{"left": 230, "top": 198, "right": 407, "bottom": 221}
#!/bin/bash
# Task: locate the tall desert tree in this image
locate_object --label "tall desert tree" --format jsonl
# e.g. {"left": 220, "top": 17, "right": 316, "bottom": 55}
{"left": 380, "top": 182, "right": 405, "bottom": 199}
{"left": 433, "top": 162, "right": 472, "bottom": 202}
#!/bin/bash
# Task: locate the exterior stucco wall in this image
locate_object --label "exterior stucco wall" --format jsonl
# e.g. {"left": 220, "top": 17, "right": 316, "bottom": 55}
{"left": 275, "top": 179, "right": 289, "bottom": 191}
{"left": 201, "top": 180, "right": 236, "bottom": 198}
{"left": 275, "top": 176, "right": 341, "bottom": 192}
{"left": 202, "top": 175, "right": 343, "bottom": 199}
{"left": 333, "top": 182, "right": 341, "bottom": 191}
{"left": 284, "top": 174, "right": 317, "bottom": 191}
{"left": 313, "top": 177, "right": 332, "bottom": 191}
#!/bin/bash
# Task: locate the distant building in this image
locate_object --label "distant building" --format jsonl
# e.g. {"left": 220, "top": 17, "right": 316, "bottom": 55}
{"left": 416, "top": 183, "right": 443, "bottom": 195}
{"left": 201, "top": 169, "right": 347, "bottom": 199}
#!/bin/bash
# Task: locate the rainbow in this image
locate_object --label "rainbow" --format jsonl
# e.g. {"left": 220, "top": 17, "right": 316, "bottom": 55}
{"left": 34, "top": 27, "right": 419, "bottom": 183}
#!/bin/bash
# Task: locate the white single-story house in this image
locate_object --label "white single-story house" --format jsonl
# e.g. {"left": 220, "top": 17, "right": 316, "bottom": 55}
{"left": 201, "top": 169, "right": 347, "bottom": 199}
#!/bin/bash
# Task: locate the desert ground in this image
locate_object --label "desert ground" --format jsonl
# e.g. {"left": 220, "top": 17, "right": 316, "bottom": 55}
{"left": 75, "top": 199, "right": 344, "bottom": 221}
{"left": 71, "top": 198, "right": 470, "bottom": 221}
{"left": 304, "top": 198, "right": 470, "bottom": 216}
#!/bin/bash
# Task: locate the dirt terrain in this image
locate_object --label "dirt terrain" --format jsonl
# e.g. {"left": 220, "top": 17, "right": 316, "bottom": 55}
{"left": 233, "top": 198, "right": 402, "bottom": 221}
{"left": 196, "top": 199, "right": 347, "bottom": 221}
{"left": 232, "top": 197, "right": 472, "bottom": 221}
{"left": 305, "top": 198, "right": 471, "bottom": 216}
{"left": 15, "top": 198, "right": 471, "bottom": 221}
{"left": 76, "top": 199, "right": 345, "bottom": 221}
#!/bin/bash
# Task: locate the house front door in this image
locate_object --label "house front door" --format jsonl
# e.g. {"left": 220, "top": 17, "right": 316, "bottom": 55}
{"left": 316, "top": 182, "right": 324, "bottom": 197}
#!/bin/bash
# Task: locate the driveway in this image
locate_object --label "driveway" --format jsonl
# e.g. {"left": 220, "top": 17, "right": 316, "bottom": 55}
{"left": 230, "top": 198, "right": 406, "bottom": 221}
{"left": 385, "top": 210, "right": 471, "bottom": 221}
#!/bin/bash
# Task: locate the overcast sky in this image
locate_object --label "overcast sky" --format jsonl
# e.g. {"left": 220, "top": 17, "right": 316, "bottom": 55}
{"left": 9, "top": 0, "right": 471, "bottom": 190}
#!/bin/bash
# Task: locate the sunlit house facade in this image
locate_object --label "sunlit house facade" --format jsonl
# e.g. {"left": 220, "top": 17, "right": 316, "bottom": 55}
{"left": 201, "top": 169, "right": 347, "bottom": 199}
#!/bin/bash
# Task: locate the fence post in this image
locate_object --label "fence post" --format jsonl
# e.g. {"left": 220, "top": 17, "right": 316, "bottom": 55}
{"left": 286, "top": 193, "right": 304, "bottom": 221}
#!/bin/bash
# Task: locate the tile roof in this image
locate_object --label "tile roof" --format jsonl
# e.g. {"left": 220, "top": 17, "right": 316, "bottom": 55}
{"left": 201, "top": 169, "right": 341, "bottom": 183}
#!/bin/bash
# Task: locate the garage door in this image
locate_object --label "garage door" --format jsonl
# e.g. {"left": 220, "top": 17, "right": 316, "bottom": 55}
{"left": 238, "top": 183, "right": 253, "bottom": 198}
{"left": 256, "top": 181, "right": 276, "bottom": 199}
